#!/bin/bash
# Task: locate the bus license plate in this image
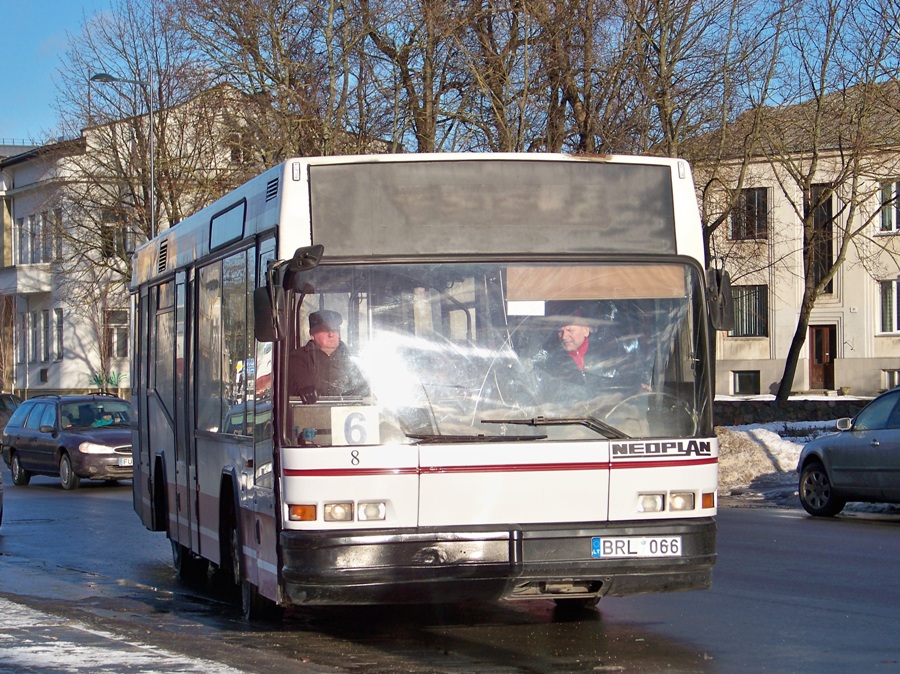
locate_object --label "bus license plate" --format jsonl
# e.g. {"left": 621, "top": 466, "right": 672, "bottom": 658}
{"left": 591, "top": 536, "right": 681, "bottom": 558}
{"left": 119, "top": 457, "right": 133, "bottom": 467}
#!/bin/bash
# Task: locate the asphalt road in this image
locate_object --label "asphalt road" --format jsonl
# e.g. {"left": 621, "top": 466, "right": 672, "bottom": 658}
{"left": 1, "top": 467, "right": 899, "bottom": 673}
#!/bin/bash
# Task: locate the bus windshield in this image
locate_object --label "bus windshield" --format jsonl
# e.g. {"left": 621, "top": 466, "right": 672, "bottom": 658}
{"left": 283, "top": 260, "right": 709, "bottom": 445}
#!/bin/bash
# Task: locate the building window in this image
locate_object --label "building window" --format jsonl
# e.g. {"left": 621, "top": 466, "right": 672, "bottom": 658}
{"left": 733, "top": 371, "right": 761, "bottom": 395}
{"left": 730, "top": 285, "right": 768, "bottom": 337}
{"left": 880, "top": 280, "right": 900, "bottom": 332}
{"left": 105, "top": 309, "right": 129, "bottom": 358}
{"left": 41, "top": 211, "right": 53, "bottom": 261}
{"left": 881, "top": 181, "right": 900, "bottom": 232}
{"left": 29, "top": 215, "right": 39, "bottom": 264}
{"left": 811, "top": 184, "right": 833, "bottom": 294}
{"left": 53, "top": 209, "right": 64, "bottom": 259}
{"left": 884, "top": 369, "right": 900, "bottom": 390}
{"left": 15, "top": 218, "right": 25, "bottom": 265}
{"left": 729, "top": 187, "right": 768, "bottom": 240}
{"left": 29, "top": 311, "right": 39, "bottom": 363}
{"left": 41, "top": 309, "right": 50, "bottom": 362}
{"left": 55, "top": 308, "right": 64, "bottom": 360}
{"left": 17, "top": 313, "right": 27, "bottom": 364}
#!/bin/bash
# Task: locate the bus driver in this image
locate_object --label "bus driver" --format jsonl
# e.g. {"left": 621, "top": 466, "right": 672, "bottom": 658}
{"left": 289, "top": 310, "right": 369, "bottom": 403}
{"left": 533, "top": 309, "right": 650, "bottom": 402}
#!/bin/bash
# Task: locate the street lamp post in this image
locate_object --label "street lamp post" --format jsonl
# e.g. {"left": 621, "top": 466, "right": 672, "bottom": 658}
{"left": 90, "top": 72, "right": 156, "bottom": 238}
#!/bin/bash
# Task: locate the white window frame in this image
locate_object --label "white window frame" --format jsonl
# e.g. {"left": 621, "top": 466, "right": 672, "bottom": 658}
{"left": 729, "top": 187, "right": 769, "bottom": 241}
{"left": 880, "top": 280, "right": 900, "bottom": 333}
{"left": 105, "top": 309, "right": 129, "bottom": 359}
{"left": 55, "top": 308, "right": 64, "bottom": 360}
{"left": 29, "top": 311, "right": 39, "bottom": 363}
{"left": 881, "top": 181, "right": 900, "bottom": 233}
{"left": 41, "top": 309, "right": 50, "bottom": 362}
{"left": 729, "top": 284, "right": 768, "bottom": 337}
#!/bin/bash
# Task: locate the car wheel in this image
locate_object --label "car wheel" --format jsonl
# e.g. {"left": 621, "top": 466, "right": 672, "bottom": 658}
{"left": 59, "top": 453, "right": 81, "bottom": 490}
{"left": 799, "top": 461, "right": 845, "bottom": 517}
{"left": 10, "top": 452, "right": 31, "bottom": 486}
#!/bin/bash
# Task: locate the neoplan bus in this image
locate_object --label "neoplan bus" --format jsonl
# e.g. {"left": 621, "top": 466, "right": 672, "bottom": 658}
{"left": 130, "top": 153, "right": 733, "bottom": 618}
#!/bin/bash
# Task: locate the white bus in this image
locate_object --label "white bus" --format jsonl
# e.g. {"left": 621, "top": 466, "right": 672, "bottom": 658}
{"left": 130, "top": 153, "right": 732, "bottom": 618}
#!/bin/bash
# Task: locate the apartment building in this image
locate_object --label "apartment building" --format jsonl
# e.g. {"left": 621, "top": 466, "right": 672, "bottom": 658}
{"left": 713, "top": 154, "right": 900, "bottom": 397}
{"left": 0, "top": 138, "right": 131, "bottom": 398}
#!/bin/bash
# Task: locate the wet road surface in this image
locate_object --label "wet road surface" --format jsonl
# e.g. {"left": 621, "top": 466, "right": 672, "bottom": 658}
{"left": 2, "top": 468, "right": 900, "bottom": 672}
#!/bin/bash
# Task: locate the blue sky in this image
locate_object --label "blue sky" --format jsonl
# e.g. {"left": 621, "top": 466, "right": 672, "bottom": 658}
{"left": 1, "top": 0, "right": 105, "bottom": 143}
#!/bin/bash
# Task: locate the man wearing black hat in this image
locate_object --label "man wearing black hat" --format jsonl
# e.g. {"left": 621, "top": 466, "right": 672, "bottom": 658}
{"left": 289, "top": 310, "right": 369, "bottom": 403}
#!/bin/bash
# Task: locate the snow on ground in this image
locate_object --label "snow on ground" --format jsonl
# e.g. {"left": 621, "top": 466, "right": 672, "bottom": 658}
{"left": 716, "top": 393, "right": 852, "bottom": 507}
{"left": 716, "top": 420, "right": 834, "bottom": 507}
{"left": 716, "top": 394, "right": 900, "bottom": 512}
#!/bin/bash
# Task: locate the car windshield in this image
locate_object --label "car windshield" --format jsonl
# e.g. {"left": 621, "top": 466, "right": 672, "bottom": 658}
{"left": 60, "top": 401, "right": 132, "bottom": 429}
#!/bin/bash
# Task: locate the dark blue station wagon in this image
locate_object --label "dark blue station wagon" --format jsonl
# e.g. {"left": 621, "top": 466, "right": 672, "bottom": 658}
{"left": 1, "top": 394, "right": 133, "bottom": 490}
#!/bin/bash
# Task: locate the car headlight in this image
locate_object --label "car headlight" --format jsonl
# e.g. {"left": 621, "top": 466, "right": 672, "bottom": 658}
{"left": 78, "top": 442, "right": 115, "bottom": 454}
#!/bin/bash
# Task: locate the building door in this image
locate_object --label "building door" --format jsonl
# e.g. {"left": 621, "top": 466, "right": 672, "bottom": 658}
{"left": 809, "top": 324, "right": 836, "bottom": 390}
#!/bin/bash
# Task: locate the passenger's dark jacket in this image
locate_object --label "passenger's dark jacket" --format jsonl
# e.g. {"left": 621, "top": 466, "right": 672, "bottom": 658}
{"left": 288, "top": 341, "right": 369, "bottom": 399}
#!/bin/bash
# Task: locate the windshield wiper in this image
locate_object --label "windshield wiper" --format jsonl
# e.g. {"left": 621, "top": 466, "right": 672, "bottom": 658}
{"left": 406, "top": 433, "right": 547, "bottom": 444}
{"left": 481, "top": 416, "right": 630, "bottom": 440}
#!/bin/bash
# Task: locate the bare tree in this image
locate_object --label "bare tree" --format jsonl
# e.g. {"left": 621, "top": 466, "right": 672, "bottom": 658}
{"left": 453, "top": 1, "right": 540, "bottom": 152}
{"left": 356, "top": 0, "right": 472, "bottom": 152}
{"left": 171, "top": 0, "right": 387, "bottom": 164}
{"left": 0, "top": 296, "right": 15, "bottom": 392}
{"left": 53, "top": 0, "right": 236, "bottom": 301}
{"left": 747, "top": 0, "right": 900, "bottom": 399}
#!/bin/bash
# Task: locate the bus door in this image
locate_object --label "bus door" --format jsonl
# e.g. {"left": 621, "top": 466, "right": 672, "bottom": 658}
{"left": 132, "top": 291, "right": 153, "bottom": 528}
{"left": 174, "top": 273, "right": 197, "bottom": 549}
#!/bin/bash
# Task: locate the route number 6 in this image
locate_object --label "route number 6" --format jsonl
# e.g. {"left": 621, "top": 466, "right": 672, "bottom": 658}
{"left": 330, "top": 406, "right": 380, "bottom": 446}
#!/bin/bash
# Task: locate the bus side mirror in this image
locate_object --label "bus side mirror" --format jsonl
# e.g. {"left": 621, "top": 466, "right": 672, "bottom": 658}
{"left": 254, "top": 285, "right": 285, "bottom": 342}
{"left": 707, "top": 268, "right": 734, "bottom": 332}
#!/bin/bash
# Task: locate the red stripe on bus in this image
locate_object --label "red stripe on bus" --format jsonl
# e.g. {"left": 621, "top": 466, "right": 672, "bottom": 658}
{"left": 420, "top": 462, "right": 612, "bottom": 474}
{"left": 285, "top": 463, "right": 611, "bottom": 477}
{"left": 283, "top": 458, "right": 714, "bottom": 478}
{"left": 283, "top": 467, "right": 419, "bottom": 477}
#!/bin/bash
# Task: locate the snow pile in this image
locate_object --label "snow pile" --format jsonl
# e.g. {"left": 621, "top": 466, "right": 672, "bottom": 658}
{"left": 717, "top": 426, "right": 805, "bottom": 490}
{"left": 715, "top": 421, "right": 838, "bottom": 504}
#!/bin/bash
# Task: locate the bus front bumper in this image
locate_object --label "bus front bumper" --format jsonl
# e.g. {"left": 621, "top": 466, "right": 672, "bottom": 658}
{"left": 280, "top": 518, "right": 716, "bottom": 605}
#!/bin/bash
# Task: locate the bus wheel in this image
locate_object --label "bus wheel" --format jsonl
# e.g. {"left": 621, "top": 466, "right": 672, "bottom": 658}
{"left": 242, "top": 580, "right": 283, "bottom": 622}
{"left": 553, "top": 596, "right": 601, "bottom": 613}
{"left": 59, "top": 453, "right": 81, "bottom": 490}
{"left": 172, "top": 541, "right": 209, "bottom": 581}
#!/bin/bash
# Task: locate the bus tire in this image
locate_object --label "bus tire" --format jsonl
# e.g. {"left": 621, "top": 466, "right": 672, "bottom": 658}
{"left": 242, "top": 580, "right": 283, "bottom": 622}
{"left": 217, "top": 498, "right": 242, "bottom": 596}
{"left": 172, "top": 541, "right": 209, "bottom": 581}
{"left": 59, "top": 453, "right": 81, "bottom": 490}
{"left": 553, "top": 596, "right": 601, "bottom": 613}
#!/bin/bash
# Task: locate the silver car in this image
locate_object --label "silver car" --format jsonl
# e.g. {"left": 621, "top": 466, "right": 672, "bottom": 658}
{"left": 797, "top": 387, "right": 900, "bottom": 516}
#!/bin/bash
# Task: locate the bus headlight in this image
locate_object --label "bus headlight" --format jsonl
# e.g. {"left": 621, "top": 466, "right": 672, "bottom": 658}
{"left": 357, "top": 501, "right": 386, "bottom": 521}
{"left": 324, "top": 502, "right": 354, "bottom": 522}
{"left": 638, "top": 493, "right": 665, "bottom": 513}
{"left": 669, "top": 492, "right": 695, "bottom": 511}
